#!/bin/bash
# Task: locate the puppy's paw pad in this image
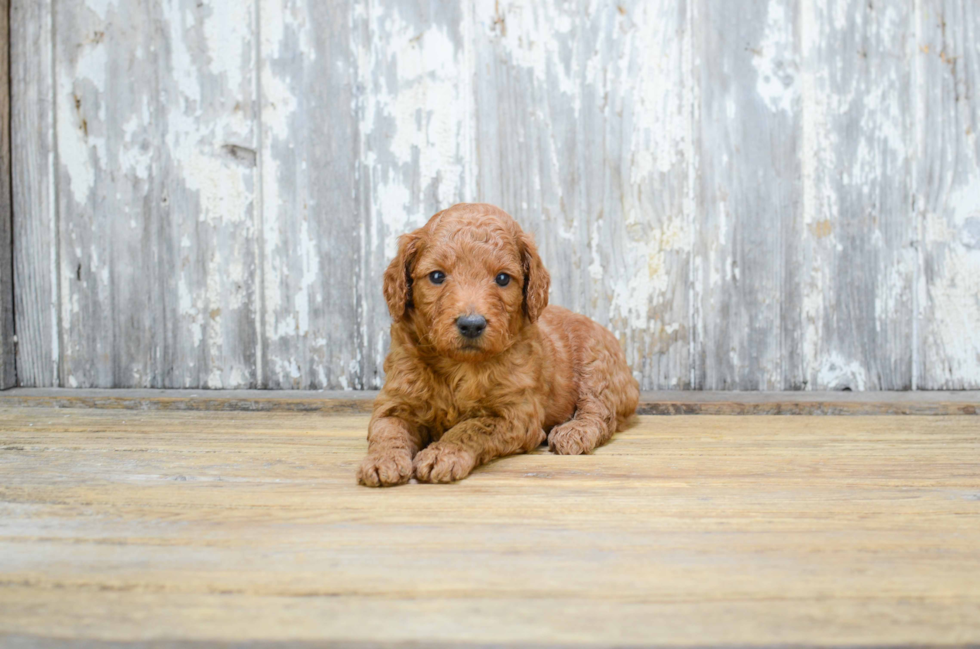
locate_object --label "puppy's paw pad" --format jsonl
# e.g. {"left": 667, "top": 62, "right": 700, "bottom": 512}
{"left": 549, "top": 422, "right": 600, "bottom": 455}
{"left": 413, "top": 445, "right": 476, "bottom": 483}
{"left": 357, "top": 452, "right": 413, "bottom": 487}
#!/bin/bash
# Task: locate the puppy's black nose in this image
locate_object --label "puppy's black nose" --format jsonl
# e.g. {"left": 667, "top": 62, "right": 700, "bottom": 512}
{"left": 456, "top": 314, "right": 487, "bottom": 339}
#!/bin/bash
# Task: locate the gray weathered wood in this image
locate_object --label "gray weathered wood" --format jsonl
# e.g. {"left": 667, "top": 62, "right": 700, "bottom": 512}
{"left": 800, "top": 0, "right": 917, "bottom": 389}
{"left": 354, "top": 0, "right": 476, "bottom": 389}
{"left": 916, "top": 0, "right": 980, "bottom": 389}
{"left": 11, "top": 0, "right": 58, "bottom": 387}
{"left": 51, "top": 0, "right": 259, "bottom": 387}
{"left": 9, "top": 0, "right": 980, "bottom": 390}
{"left": 692, "top": 0, "right": 803, "bottom": 390}
{"left": 0, "top": 0, "right": 14, "bottom": 389}
{"left": 258, "top": 0, "right": 361, "bottom": 389}
{"left": 472, "top": 0, "right": 693, "bottom": 389}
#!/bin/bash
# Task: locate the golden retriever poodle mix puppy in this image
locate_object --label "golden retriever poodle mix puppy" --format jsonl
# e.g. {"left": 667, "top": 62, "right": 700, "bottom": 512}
{"left": 357, "top": 203, "right": 639, "bottom": 486}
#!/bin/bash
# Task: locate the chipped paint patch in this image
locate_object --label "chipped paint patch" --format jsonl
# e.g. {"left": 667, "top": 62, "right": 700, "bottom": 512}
{"left": 816, "top": 352, "right": 868, "bottom": 391}
{"left": 754, "top": 0, "right": 799, "bottom": 114}
{"left": 378, "top": 179, "right": 413, "bottom": 260}
{"left": 359, "top": 5, "right": 471, "bottom": 218}
{"left": 809, "top": 219, "right": 833, "bottom": 238}
{"left": 625, "top": 3, "right": 687, "bottom": 184}
{"left": 609, "top": 217, "right": 689, "bottom": 331}
{"left": 58, "top": 37, "right": 108, "bottom": 206}
{"left": 476, "top": 0, "right": 578, "bottom": 105}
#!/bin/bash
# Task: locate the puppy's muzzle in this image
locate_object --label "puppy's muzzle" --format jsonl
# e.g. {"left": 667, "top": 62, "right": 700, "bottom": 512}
{"left": 456, "top": 314, "right": 487, "bottom": 339}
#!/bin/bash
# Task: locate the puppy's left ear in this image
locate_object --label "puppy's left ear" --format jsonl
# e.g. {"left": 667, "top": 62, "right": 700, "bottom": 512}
{"left": 383, "top": 232, "right": 422, "bottom": 320}
{"left": 519, "top": 231, "right": 550, "bottom": 323}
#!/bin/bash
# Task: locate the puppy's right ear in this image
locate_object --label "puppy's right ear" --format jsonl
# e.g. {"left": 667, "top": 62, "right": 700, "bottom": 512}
{"left": 519, "top": 230, "right": 550, "bottom": 323}
{"left": 383, "top": 232, "right": 421, "bottom": 320}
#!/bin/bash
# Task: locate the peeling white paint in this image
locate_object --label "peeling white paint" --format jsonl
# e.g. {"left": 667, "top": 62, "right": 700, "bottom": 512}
{"left": 587, "top": 220, "right": 604, "bottom": 281}
{"left": 359, "top": 6, "right": 469, "bottom": 211}
{"left": 201, "top": 2, "right": 252, "bottom": 93}
{"left": 475, "top": 0, "right": 579, "bottom": 105}
{"left": 20, "top": 0, "right": 980, "bottom": 391}
{"left": 294, "top": 218, "right": 320, "bottom": 336}
{"left": 58, "top": 38, "right": 108, "bottom": 206}
{"left": 624, "top": 3, "right": 687, "bottom": 183}
{"left": 609, "top": 217, "right": 689, "bottom": 332}
{"left": 816, "top": 352, "right": 868, "bottom": 391}
{"left": 379, "top": 180, "right": 413, "bottom": 260}
{"left": 754, "top": 0, "right": 799, "bottom": 114}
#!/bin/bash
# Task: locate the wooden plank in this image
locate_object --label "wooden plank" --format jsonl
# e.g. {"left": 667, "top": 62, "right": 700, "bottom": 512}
{"left": 10, "top": 0, "right": 58, "bottom": 387}
{"left": 0, "top": 408, "right": 978, "bottom": 646}
{"left": 692, "top": 0, "right": 803, "bottom": 390}
{"left": 52, "top": 0, "right": 259, "bottom": 388}
{"left": 0, "top": 388, "right": 976, "bottom": 415}
{"left": 916, "top": 0, "right": 980, "bottom": 389}
{"left": 353, "top": 0, "right": 476, "bottom": 389}
{"left": 471, "top": 1, "right": 693, "bottom": 389}
{"left": 8, "top": 0, "right": 980, "bottom": 393}
{"left": 800, "top": 0, "right": 917, "bottom": 390}
{"left": 258, "top": 1, "right": 362, "bottom": 389}
{"left": 0, "top": 0, "right": 14, "bottom": 389}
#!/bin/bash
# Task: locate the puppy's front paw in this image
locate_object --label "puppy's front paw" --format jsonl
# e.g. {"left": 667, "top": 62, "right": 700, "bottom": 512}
{"left": 413, "top": 444, "right": 476, "bottom": 483}
{"left": 549, "top": 420, "right": 602, "bottom": 455}
{"left": 357, "top": 451, "right": 413, "bottom": 487}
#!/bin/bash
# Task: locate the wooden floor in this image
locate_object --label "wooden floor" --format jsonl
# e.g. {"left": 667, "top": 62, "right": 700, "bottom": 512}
{"left": 1, "top": 406, "right": 979, "bottom": 647}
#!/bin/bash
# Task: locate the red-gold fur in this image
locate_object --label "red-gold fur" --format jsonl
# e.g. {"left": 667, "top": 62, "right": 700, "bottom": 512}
{"left": 357, "top": 203, "right": 639, "bottom": 486}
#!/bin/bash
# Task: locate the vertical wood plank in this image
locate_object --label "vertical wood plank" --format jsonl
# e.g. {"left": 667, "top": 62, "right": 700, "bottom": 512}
{"left": 692, "top": 0, "right": 803, "bottom": 389}
{"left": 53, "top": 0, "right": 259, "bottom": 387}
{"left": 258, "top": 1, "right": 361, "bottom": 389}
{"left": 799, "top": 0, "right": 916, "bottom": 390}
{"left": 0, "top": 0, "right": 14, "bottom": 388}
{"left": 11, "top": 0, "right": 58, "bottom": 387}
{"left": 159, "top": 0, "right": 259, "bottom": 388}
{"left": 471, "top": 0, "right": 693, "bottom": 389}
{"left": 354, "top": 0, "right": 475, "bottom": 388}
{"left": 916, "top": 0, "right": 980, "bottom": 389}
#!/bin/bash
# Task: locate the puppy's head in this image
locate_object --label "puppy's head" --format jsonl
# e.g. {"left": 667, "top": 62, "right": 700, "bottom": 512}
{"left": 383, "top": 203, "right": 550, "bottom": 361}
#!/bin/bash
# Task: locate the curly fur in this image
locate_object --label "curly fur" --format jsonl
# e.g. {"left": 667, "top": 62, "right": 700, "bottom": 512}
{"left": 357, "top": 203, "right": 640, "bottom": 486}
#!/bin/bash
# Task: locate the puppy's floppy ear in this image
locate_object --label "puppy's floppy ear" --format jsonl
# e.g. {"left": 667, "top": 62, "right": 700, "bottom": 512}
{"left": 383, "top": 232, "right": 422, "bottom": 320}
{"left": 519, "top": 231, "right": 550, "bottom": 323}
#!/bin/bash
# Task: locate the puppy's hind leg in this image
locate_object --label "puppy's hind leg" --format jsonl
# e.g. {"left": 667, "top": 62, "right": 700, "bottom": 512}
{"left": 548, "top": 396, "right": 617, "bottom": 456}
{"left": 548, "top": 337, "right": 639, "bottom": 455}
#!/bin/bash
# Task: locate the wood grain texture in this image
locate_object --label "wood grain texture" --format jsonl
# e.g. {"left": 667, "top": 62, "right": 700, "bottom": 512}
{"left": 354, "top": 0, "right": 476, "bottom": 389}
{"left": 11, "top": 0, "right": 58, "bottom": 387}
{"left": 916, "top": 0, "right": 980, "bottom": 389}
{"left": 9, "top": 0, "right": 980, "bottom": 390}
{"left": 53, "top": 0, "right": 259, "bottom": 388}
{"left": 692, "top": 0, "right": 803, "bottom": 390}
{"left": 0, "top": 0, "right": 14, "bottom": 389}
{"left": 801, "top": 0, "right": 917, "bottom": 390}
{"left": 472, "top": 1, "right": 693, "bottom": 389}
{"left": 0, "top": 388, "right": 977, "bottom": 415}
{"left": 259, "top": 1, "right": 362, "bottom": 389}
{"left": 1, "top": 408, "right": 979, "bottom": 646}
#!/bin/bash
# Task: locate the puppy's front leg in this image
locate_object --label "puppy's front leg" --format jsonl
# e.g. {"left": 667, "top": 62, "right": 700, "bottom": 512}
{"left": 358, "top": 416, "right": 422, "bottom": 487}
{"left": 414, "top": 417, "right": 545, "bottom": 484}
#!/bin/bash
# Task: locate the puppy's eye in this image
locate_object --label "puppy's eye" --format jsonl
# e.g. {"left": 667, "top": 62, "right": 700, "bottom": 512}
{"left": 495, "top": 273, "right": 511, "bottom": 287}
{"left": 428, "top": 271, "right": 446, "bottom": 285}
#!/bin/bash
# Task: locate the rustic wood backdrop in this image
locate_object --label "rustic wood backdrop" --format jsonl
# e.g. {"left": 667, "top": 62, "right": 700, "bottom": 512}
{"left": 10, "top": 0, "right": 980, "bottom": 391}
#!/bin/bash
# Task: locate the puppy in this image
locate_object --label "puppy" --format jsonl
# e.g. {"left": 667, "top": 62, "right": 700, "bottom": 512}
{"left": 357, "top": 203, "right": 639, "bottom": 486}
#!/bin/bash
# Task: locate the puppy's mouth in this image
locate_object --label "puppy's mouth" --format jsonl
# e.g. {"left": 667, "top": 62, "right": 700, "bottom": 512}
{"left": 453, "top": 336, "right": 494, "bottom": 359}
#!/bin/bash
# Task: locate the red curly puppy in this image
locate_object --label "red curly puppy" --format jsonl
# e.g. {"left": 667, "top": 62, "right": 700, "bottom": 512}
{"left": 357, "top": 203, "right": 639, "bottom": 486}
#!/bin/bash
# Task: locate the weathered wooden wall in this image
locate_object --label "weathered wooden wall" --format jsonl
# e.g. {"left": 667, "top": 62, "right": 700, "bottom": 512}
{"left": 0, "top": 0, "right": 15, "bottom": 390}
{"left": 10, "top": 0, "right": 980, "bottom": 390}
